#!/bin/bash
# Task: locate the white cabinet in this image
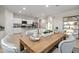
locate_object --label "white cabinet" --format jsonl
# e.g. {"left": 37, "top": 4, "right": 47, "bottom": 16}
{"left": 12, "top": 18, "right": 22, "bottom": 34}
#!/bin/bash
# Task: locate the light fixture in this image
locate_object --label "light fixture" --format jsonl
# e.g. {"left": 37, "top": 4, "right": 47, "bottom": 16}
{"left": 56, "top": 5, "right": 59, "bottom": 6}
{"left": 19, "top": 11, "right": 22, "bottom": 13}
{"left": 23, "top": 7, "right": 26, "bottom": 10}
{"left": 45, "top": 5, "right": 49, "bottom": 7}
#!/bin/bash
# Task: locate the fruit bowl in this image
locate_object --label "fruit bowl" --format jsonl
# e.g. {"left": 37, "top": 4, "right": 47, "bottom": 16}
{"left": 30, "top": 36, "right": 40, "bottom": 41}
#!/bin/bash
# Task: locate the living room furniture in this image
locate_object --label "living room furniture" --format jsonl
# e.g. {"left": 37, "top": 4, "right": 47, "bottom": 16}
{"left": 20, "top": 32, "right": 65, "bottom": 53}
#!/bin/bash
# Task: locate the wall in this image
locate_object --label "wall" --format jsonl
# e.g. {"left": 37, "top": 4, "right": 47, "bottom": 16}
{"left": 0, "top": 6, "right": 5, "bottom": 27}
{"left": 0, "top": 6, "right": 13, "bottom": 34}
{"left": 13, "top": 13, "right": 37, "bottom": 24}
{"left": 53, "top": 17, "right": 63, "bottom": 32}
{"left": 14, "top": 13, "right": 36, "bottom": 20}
{"left": 0, "top": 7, "right": 13, "bottom": 34}
{"left": 5, "top": 10, "right": 13, "bottom": 34}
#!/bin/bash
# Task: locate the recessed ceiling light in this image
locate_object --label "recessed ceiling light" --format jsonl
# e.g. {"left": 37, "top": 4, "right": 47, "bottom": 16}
{"left": 23, "top": 7, "right": 26, "bottom": 10}
{"left": 45, "top": 5, "right": 49, "bottom": 7}
{"left": 19, "top": 11, "right": 22, "bottom": 13}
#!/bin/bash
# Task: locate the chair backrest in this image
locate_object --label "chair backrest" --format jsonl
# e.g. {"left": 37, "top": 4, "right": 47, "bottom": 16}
{"left": 58, "top": 35, "right": 76, "bottom": 53}
{"left": 1, "top": 34, "right": 20, "bottom": 53}
{"left": 0, "top": 31, "right": 6, "bottom": 45}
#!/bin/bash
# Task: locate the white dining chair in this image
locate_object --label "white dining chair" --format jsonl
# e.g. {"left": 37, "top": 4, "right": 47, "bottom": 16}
{"left": 59, "top": 36, "right": 76, "bottom": 53}
{"left": 53, "top": 34, "right": 76, "bottom": 53}
{"left": 1, "top": 34, "right": 20, "bottom": 53}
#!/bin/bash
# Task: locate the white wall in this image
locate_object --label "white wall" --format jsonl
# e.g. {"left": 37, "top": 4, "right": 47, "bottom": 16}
{"left": 0, "top": 6, "right": 14, "bottom": 34}
{"left": 13, "top": 18, "right": 22, "bottom": 23}
{"left": 53, "top": 17, "right": 63, "bottom": 32}
{"left": 14, "top": 13, "right": 36, "bottom": 21}
{"left": 53, "top": 9, "right": 79, "bottom": 32}
{"left": 57, "top": 9, "right": 79, "bottom": 17}
{"left": 0, "top": 7, "right": 5, "bottom": 27}
{"left": 4, "top": 9, "right": 13, "bottom": 34}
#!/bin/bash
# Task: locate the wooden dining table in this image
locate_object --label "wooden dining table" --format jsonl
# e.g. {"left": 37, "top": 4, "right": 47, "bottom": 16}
{"left": 19, "top": 32, "right": 65, "bottom": 53}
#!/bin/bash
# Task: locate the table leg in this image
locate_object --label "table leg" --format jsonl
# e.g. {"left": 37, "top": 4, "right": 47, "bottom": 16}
{"left": 20, "top": 41, "right": 24, "bottom": 51}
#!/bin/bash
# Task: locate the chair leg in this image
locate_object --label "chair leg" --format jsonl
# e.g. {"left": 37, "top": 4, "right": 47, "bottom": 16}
{"left": 72, "top": 51, "right": 74, "bottom": 53}
{"left": 20, "top": 43, "right": 24, "bottom": 51}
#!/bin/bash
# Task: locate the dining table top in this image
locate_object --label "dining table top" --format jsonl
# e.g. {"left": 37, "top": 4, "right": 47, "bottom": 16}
{"left": 19, "top": 32, "right": 65, "bottom": 53}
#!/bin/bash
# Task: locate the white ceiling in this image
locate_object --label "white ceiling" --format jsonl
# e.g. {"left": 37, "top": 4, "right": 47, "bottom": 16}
{"left": 2, "top": 5, "right": 79, "bottom": 17}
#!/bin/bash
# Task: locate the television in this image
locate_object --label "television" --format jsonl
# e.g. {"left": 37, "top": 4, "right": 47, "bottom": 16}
{"left": 22, "top": 21, "right": 27, "bottom": 24}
